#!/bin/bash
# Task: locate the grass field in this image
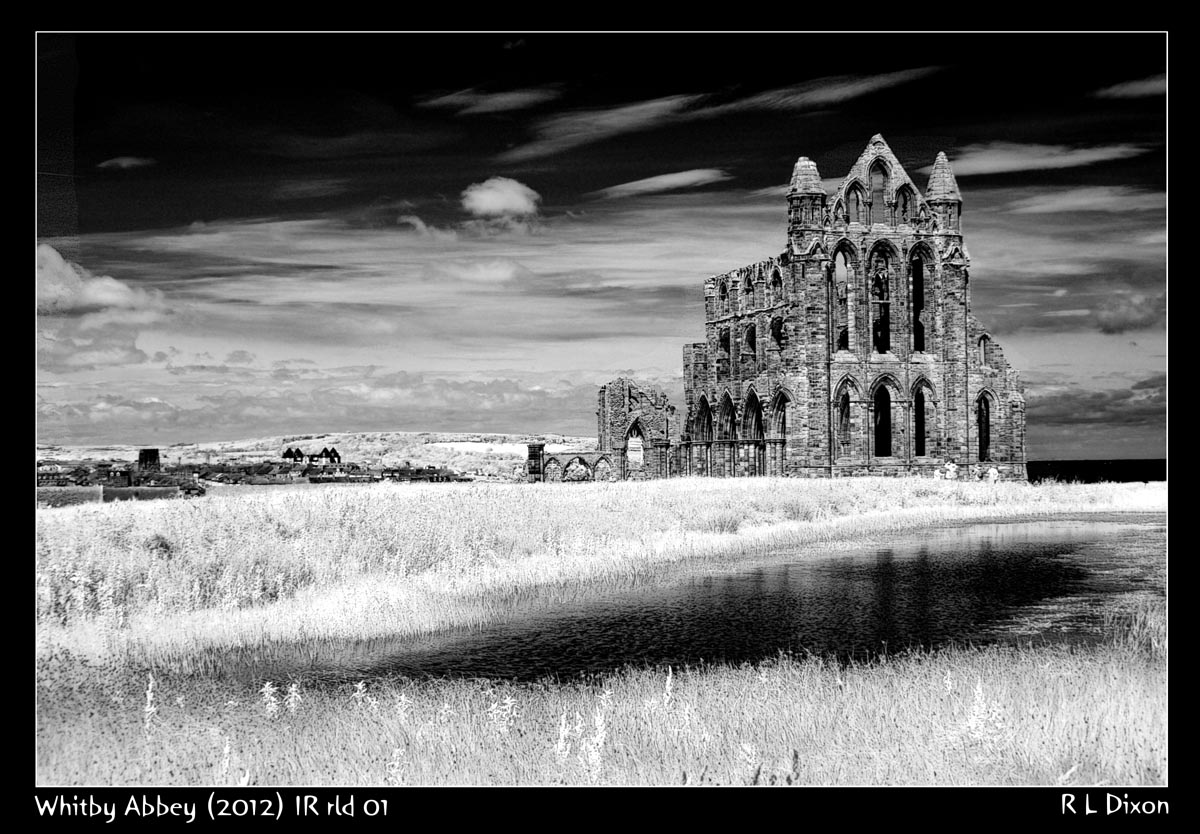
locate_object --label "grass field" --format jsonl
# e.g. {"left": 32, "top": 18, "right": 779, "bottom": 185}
{"left": 35, "top": 477, "right": 1167, "bottom": 786}
{"left": 36, "top": 607, "right": 1165, "bottom": 786}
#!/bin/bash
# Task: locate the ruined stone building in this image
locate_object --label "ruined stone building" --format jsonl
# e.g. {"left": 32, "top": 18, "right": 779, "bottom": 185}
{"left": 531, "top": 135, "right": 1026, "bottom": 481}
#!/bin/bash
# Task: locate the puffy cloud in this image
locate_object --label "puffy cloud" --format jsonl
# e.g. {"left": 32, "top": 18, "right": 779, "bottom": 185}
{"left": 225, "top": 350, "right": 257, "bottom": 365}
{"left": 460, "top": 177, "right": 542, "bottom": 217}
{"left": 592, "top": 169, "right": 732, "bottom": 199}
{"left": 924, "top": 142, "right": 1149, "bottom": 176}
{"left": 1095, "top": 292, "right": 1165, "bottom": 334}
{"left": 36, "top": 244, "right": 166, "bottom": 316}
{"left": 96, "top": 156, "right": 156, "bottom": 170}
{"left": 36, "top": 244, "right": 171, "bottom": 372}
{"left": 1091, "top": 73, "right": 1166, "bottom": 98}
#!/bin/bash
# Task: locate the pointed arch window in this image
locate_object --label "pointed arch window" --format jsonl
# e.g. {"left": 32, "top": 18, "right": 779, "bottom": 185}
{"left": 912, "top": 257, "right": 926, "bottom": 352}
{"left": 837, "top": 391, "right": 852, "bottom": 457}
{"left": 833, "top": 251, "right": 851, "bottom": 352}
{"left": 870, "top": 254, "right": 891, "bottom": 354}
{"left": 874, "top": 387, "right": 892, "bottom": 457}
{"left": 897, "top": 186, "right": 913, "bottom": 225}
{"left": 626, "top": 421, "right": 645, "bottom": 469}
{"left": 848, "top": 187, "right": 866, "bottom": 224}
{"left": 977, "top": 394, "right": 993, "bottom": 462}
{"left": 914, "top": 389, "right": 927, "bottom": 456}
{"left": 869, "top": 162, "right": 888, "bottom": 225}
{"left": 770, "top": 270, "right": 783, "bottom": 304}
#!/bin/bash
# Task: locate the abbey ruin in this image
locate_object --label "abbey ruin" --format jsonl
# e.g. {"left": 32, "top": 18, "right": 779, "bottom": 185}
{"left": 530, "top": 135, "right": 1027, "bottom": 482}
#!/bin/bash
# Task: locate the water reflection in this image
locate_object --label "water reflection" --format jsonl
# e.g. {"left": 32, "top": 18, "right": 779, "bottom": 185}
{"left": 283, "top": 518, "right": 1166, "bottom": 682}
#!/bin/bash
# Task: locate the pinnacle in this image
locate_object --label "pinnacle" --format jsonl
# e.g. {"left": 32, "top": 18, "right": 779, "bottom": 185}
{"left": 787, "top": 156, "right": 824, "bottom": 195}
{"left": 926, "top": 151, "right": 961, "bottom": 202}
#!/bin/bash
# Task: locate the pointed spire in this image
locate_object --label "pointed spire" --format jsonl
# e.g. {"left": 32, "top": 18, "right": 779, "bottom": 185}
{"left": 926, "top": 151, "right": 961, "bottom": 202}
{"left": 787, "top": 156, "right": 824, "bottom": 195}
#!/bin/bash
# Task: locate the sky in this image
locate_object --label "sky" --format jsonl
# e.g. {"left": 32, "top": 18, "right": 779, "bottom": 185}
{"left": 36, "top": 33, "right": 1166, "bottom": 459}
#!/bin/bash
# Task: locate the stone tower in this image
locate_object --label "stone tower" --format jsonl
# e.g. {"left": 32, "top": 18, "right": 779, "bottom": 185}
{"left": 673, "top": 134, "right": 1026, "bottom": 478}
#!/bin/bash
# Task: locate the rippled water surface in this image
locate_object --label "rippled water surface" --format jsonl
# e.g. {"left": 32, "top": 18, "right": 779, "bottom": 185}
{"left": 283, "top": 516, "right": 1167, "bottom": 682}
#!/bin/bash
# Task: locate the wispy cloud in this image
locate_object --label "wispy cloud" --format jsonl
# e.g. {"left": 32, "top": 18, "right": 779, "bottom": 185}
{"left": 1091, "top": 73, "right": 1166, "bottom": 98}
{"left": 1005, "top": 186, "right": 1164, "bottom": 214}
{"left": 592, "top": 169, "right": 732, "bottom": 199}
{"left": 703, "top": 67, "right": 941, "bottom": 116}
{"left": 925, "top": 142, "right": 1149, "bottom": 176}
{"left": 1026, "top": 373, "right": 1165, "bottom": 427}
{"left": 420, "top": 86, "right": 563, "bottom": 114}
{"left": 499, "top": 94, "right": 704, "bottom": 162}
{"left": 500, "top": 68, "right": 941, "bottom": 163}
{"left": 97, "top": 156, "right": 156, "bottom": 170}
{"left": 272, "top": 178, "right": 353, "bottom": 201}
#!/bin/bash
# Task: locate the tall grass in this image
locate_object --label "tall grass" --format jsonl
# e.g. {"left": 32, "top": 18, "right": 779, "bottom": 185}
{"left": 36, "top": 630, "right": 1166, "bottom": 786}
{"left": 35, "top": 478, "right": 1165, "bottom": 668}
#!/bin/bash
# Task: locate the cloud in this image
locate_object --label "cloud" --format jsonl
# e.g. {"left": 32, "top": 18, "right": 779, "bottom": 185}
{"left": 97, "top": 156, "right": 156, "bottom": 170}
{"left": 396, "top": 215, "right": 459, "bottom": 240}
{"left": 435, "top": 260, "right": 525, "bottom": 284}
{"left": 500, "top": 69, "right": 940, "bottom": 162}
{"left": 923, "top": 142, "right": 1149, "bottom": 176}
{"left": 36, "top": 244, "right": 166, "bottom": 317}
{"left": 461, "top": 177, "right": 541, "bottom": 217}
{"left": 1005, "top": 186, "right": 1164, "bottom": 214}
{"left": 1091, "top": 73, "right": 1166, "bottom": 98}
{"left": 36, "top": 245, "right": 174, "bottom": 372}
{"left": 705, "top": 67, "right": 942, "bottom": 115}
{"left": 1041, "top": 309, "right": 1091, "bottom": 318}
{"left": 1095, "top": 292, "right": 1165, "bottom": 334}
{"left": 420, "top": 86, "right": 563, "bottom": 114}
{"left": 500, "top": 94, "right": 706, "bottom": 162}
{"left": 459, "top": 178, "right": 544, "bottom": 233}
{"left": 272, "top": 178, "right": 353, "bottom": 200}
{"left": 1026, "top": 374, "right": 1165, "bottom": 427}
{"left": 592, "top": 169, "right": 732, "bottom": 199}
{"left": 225, "top": 350, "right": 257, "bottom": 365}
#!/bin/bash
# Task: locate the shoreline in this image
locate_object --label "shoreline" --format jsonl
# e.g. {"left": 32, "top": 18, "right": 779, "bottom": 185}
{"left": 36, "top": 480, "right": 1166, "bottom": 676}
{"left": 35, "top": 480, "right": 1167, "bottom": 786}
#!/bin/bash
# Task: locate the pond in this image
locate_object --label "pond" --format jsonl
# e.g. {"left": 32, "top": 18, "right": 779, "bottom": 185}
{"left": 279, "top": 516, "right": 1167, "bottom": 683}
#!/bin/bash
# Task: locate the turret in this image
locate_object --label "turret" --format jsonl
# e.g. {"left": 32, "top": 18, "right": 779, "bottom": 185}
{"left": 925, "top": 151, "right": 962, "bottom": 231}
{"left": 787, "top": 156, "right": 825, "bottom": 247}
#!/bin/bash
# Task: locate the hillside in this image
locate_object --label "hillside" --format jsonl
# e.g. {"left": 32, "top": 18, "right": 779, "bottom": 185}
{"left": 36, "top": 431, "right": 596, "bottom": 477}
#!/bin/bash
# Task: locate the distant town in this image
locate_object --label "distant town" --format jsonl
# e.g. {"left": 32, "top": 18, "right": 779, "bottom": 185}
{"left": 36, "top": 444, "right": 484, "bottom": 507}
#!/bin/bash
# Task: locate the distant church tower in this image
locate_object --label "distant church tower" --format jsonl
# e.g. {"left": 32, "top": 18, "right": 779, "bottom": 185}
{"left": 674, "top": 134, "right": 1026, "bottom": 478}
